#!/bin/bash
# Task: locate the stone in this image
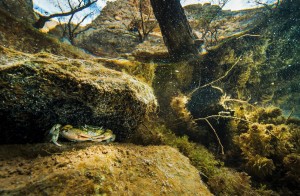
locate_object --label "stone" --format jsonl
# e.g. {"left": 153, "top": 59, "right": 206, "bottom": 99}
{"left": 0, "top": 143, "right": 212, "bottom": 195}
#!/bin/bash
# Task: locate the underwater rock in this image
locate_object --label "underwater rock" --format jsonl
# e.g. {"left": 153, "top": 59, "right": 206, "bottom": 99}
{"left": 0, "top": 143, "right": 212, "bottom": 195}
{"left": 0, "top": 47, "right": 157, "bottom": 144}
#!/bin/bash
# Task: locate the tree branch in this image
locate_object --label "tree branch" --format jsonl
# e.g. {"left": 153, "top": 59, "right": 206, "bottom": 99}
{"left": 193, "top": 114, "right": 253, "bottom": 155}
{"left": 33, "top": 0, "right": 98, "bottom": 29}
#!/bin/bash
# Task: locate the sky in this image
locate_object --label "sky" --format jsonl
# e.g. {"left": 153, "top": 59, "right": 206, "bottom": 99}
{"left": 33, "top": 0, "right": 109, "bottom": 25}
{"left": 33, "top": 0, "right": 108, "bottom": 14}
{"left": 33, "top": 0, "right": 276, "bottom": 26}
{"left": 182, "top": 0, "right": 277, "bottom": 10}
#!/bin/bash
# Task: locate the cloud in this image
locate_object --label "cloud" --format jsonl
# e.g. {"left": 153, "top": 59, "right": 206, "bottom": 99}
{"left": 182, "top": 0, "right": 276, "bottom": 11}
{"left": 33, "top": 0, "right": 61, "bottom": 14}
{"left": 223, "top": 0, "right": 252, "bottom": 10}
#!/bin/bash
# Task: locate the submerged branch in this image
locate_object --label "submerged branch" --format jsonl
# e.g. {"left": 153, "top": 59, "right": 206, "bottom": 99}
{"left": 237, "top": 34, "right": 261, "bottom": 39}
{"left": 193, "top": 114, "right": 253, "bottom": 155}
{"left": 285, "top": 107, "right": 295, "bottom": 123}
{"left": 222, "top": 98, "right": 257, "bottom": 110}
{"left": 204, "top": 118, "right": 224, "bottom": 155}
{"left": 188, "top": 55, "right": 242, "bottom": 97}
{"left": 194, "top": 115, "right": 253, "bottom": 123}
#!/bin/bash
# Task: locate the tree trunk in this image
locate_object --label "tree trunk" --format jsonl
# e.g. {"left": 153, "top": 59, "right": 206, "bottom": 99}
{"left": 150, "top": 0, "right": 199, "bottom": 60}
{"left": 33, "top": 14, "right": 49, "bottom": 29}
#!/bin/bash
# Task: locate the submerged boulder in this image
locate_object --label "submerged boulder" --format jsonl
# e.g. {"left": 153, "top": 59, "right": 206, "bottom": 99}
{"left": 0, "top": 143, "right": 212, "bottom": 195}
{"left": 0, "top": 46, "right": 157, "bottom": 144}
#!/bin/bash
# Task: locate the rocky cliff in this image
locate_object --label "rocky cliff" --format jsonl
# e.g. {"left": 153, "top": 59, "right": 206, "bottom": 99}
{"left": 0, "top": 8, "right": 89, "bottom": 58}
{"left": 72, "top": 2, "right": 263, "bottom": 59}
{"left": 0, "top": 0, "right": 35, "bottom": 23}
{"left": 75, "top": 0, "right": 145, "bottom": 57}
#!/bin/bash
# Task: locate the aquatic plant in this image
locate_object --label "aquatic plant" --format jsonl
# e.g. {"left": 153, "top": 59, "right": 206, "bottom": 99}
{"left": 229, "top": 103, "right": 300, "bottom": 188}
{"left": 95, "top": 58, "right": 157, "bottom": 85}
{"left": 170, "top": 94, "right": 198, "bottom": 131}
{"left": 208, "top": 168, "right": 253, "bottom": 196}
{"left": 167, "top": 82, "right": 299, "bottom": 189}
{"left": 283, "top": 153, "right": 300, "bottom": 183}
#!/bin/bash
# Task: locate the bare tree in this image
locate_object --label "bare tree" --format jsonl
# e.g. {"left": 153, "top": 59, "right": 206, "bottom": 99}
{"left": 201, "top": 0, "right": 229, "bottom": 44}
{"left": 33, "top": 0, "right": 98, "bottom": 29}
{"left": 206, "top": 19, "right": 226, "bottom": 45}
{"left": 248, "top": 0, "right": 282, "bottom": 10}
{"left": 185, "top": 0, "right": 229, "bottom": 47}
{"left": 126, "top": 0, "right": 157, "bottom": 42}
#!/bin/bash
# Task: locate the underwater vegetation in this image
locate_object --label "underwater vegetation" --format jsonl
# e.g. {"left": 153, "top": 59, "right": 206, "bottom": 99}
{"left": 228, "top": 105, "right": 300, "bottom": 193}
{"left": 130, "top": 120, "right": 280, "bottom": 195}
{"left": 163, "top": 90, "right": 300, "bottom": 194}
{"left": 156, "top": 72, "right": 299, "bottom": 194}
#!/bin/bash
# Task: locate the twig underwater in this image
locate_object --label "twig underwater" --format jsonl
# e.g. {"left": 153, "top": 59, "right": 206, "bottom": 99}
{"left": 193, "top": 114, "right": 253, "bottom": 155}
{"left": 188, "top": 55, "right": 242, "bottom": 98}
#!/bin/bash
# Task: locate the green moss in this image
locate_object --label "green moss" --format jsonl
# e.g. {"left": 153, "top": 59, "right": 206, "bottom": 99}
{"left": 208, "top": 168, "right": 254, "bottom": 196}
{"left": 131, "top": 123, "right": 221, "bottom": 177}
{"left": 283, "top": 153, "right": 300, "bottom": 183}
{"left": 226, "top": 102, "right": 300, "bottom": 194}
{"left": 94, "top": 58, "right": 157, "bottom": 85}
{"left": 163, "top": 134, "right": 221, "bottom": 178}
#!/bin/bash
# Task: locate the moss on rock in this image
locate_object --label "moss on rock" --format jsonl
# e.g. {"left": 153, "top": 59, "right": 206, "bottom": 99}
{"left": 0, "top": 46, "right": 157, "bottom": 144}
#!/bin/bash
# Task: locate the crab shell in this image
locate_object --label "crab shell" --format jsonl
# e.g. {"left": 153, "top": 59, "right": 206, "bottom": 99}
{"left": 60, "top": 125, "right": 94, "bottom": 142}
{"left": 60, "top": 125, "right": 115, "bottom": 142}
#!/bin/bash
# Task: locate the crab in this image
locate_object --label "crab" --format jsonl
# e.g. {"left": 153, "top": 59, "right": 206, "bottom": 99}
{"left": 48, "top": 124, "right": 116, "bottom": 146}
